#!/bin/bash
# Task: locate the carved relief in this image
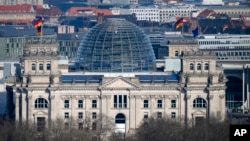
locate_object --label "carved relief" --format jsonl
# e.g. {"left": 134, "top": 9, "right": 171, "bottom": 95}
{"left": 218, "top": 72, "right": 224, "bottom": 83}
{"left": 219, "top": 95, "right": 225, "bottom": 99}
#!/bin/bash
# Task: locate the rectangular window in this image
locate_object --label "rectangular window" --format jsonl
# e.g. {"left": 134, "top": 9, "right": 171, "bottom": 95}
{"left": 78, "top": 112, "right": 83, "bottom": 119}
{"left": 92, "top": 100, "right": 97, "bottom": 108}
{"left": 171, "top": 100, "right": 176, "bottom": 108}
{"left": 144, "top": 112, "right": 148, "bottom": 119}
{"left": 114, "top": 95, "right": 117, "bottom": 108}
{"left": 64, "top": 112, "right": 69, "bottom": 119}
{"left": 78, "top": 100, "right": 83, "bottom": 108}
{"left": 92, "top": 112, "right": 97, "bottom": 119}
{"left": 144, "top": 100, "right": 149, "bottom": 108}
{"left": 64, "top": 100, "right": 69, "bottom": 108}
{"left": 157, "top": 112, "right": 162, "bottom": 118}
{"left": 119, "top": 95, "right": 122, "bottom": 108}
{"left": 78, "top": 123, "right": 83, "bottom": 130}
{"left": 114, "top": 95, "right": 127, "bottom": 108}
{"left": 157, "top": 100, "right": 162, "bottom": 108}
{"left": 171, "top": 112, "right": 176, "bottom": 119}
{"left": 92, "top": 122, "right": 96, "bottom": 131}
{"left": 124, "top": 95, "right": 127, "bottom": 108}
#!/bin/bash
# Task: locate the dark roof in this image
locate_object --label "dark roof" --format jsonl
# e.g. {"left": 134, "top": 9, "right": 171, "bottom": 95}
{"left": 60, "top": 16, "right": 96, "bottom": 29}
{"left": 0, "top": 25, "right": 55, "bottom": 37}
{"left": 137, "top": 74, "right": 179, "bottom": 83}
{"left": 57, "top": 32, "right": 86, "bottom": 40}
{"left": 36, "top": 6, "right": 64, "bottom": 16}
{"left": 61, "top": 74, "right": 103, "bottom": 83}
{"left": 61, "top": 73, "right": 179, "bottom": 84}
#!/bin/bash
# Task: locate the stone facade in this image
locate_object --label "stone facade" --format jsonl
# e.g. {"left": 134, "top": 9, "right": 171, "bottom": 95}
{"left": 5, "top": 39, "right": 226, "bottom": 133}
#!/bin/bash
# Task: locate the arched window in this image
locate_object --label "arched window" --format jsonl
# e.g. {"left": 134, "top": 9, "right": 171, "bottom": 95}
{"left": 32, "top": 64, "right": 36, "bottom": 70}
{"left": 204, "top": 63, "right": 209, "bottom": 70}
{"left": 175, "top": 50, "right": 179, "bottom": 56}
{"left": 39, "top": 64, "right": 43, "bottom": 70}
{"left": 197, "top": 63, "right": 202, "bottom": 70}
{"left": 47, "top": 64, "right": 51, "bottom": 70}
{"left": 193, "top": 98, "right": 206, "bottom": 108}
{"left": 189, "top": 63, "right": 194, "bottom": 70}
{"left": 35, "top": 98, "right": 48, "bottom": 108}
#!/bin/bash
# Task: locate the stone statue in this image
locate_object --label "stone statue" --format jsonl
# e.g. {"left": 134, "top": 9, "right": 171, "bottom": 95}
{"left": 26, "top": 74, "right": 32, "bottom": 84}
{"left": 49, "top": 75, "right": 54, "bottom": 84}
{"left": 208, "top": 74, "right": 213, "bottom": 85}
{"left": 218, "top": 72, "right": 224, "bottom": 83}
{"left": 185, "top": 74, "right": 190, "bottom": 84}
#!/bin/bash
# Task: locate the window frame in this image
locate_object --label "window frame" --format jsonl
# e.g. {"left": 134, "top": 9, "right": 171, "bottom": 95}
{"left": 64, "top": 112, "right": 69, "bottom": 119}
{"left": 144, "top": 112, "right": 149, "bottom": 119}
{"left": 92, "top": 112, "right": 97, "bottom": 119}
{"left": 64, "top": 100, "right": 69, "bottom": 108}
{"left": 78, "top": 100, "right": 83, "bottom": 108}
{"left": 78, "top": 112, "right": 83, "bottom": 119}
{"left": 197, "top": 63, "right": 202, "bottom": 70}
{"left": 46, "top": 64, "right": 51, "bottom": 70}
{"left": 157, "top": 99, "right": 163, "bottom": 108}
{"left": 35, "top": 98, "right": 48, "bottom": 109}
{"left": 189, "top": 63, "right": 194, "bottom": 70}
{"left": 171, "top": 112, "right": 176, "bottom": 119}
{"left": 157, "top": 112, "right": 162, "bottom": 118}
{"left": 144, "top": 99, "right": 149, "bottom": 108}
{"left": 32, "top": 63, "right": 36, "bottom": 70}
{"left": 39, "top": 63, "right": 43, "bottom": 70}
{"left": 171, "top": 99, "right": 176, "bottom": 108}
{"left": 92, "top": 100, "right": 97, "bottom": 108}
{"left": 204, "top": 63, "right": 209, "bottom": 70}
{"left": 193, "top": 98, "right": 206, "bottom": 108}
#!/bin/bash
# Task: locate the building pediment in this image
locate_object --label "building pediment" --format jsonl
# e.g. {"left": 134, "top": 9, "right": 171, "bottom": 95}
{"left": 99, "top": 76, "right": 141, "bottom": 89}
{"left": 192, "top": 109, "right": 206, "bottom": 116}
{"left": 33, "top": 110, "right": 48, "bottom": 115}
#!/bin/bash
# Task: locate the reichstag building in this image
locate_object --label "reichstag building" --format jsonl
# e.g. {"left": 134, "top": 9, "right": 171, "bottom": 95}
{"left": 5, "top": 18, "right": 226, "bottom": 134}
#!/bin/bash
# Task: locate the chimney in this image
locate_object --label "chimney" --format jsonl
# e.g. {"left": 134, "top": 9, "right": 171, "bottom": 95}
{"left": 97, "top": 13, "right": 104, "bottom": 24}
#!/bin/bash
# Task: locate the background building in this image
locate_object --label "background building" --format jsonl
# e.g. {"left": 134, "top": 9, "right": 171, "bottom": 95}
{"left": 0, "top": 0, "right": 43, "bottom": 5}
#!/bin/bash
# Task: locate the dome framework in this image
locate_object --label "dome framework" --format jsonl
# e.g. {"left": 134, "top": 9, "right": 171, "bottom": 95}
{"left": 76, "top": 18, "right": 155, "bottom": 72}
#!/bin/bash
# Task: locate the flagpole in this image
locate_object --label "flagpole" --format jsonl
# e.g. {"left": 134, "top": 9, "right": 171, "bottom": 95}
{"left": 40, "top": 17, "right": 43, "bottom": 47}
{"left": 182, "top": 17, "right": 184, "bottom": 39}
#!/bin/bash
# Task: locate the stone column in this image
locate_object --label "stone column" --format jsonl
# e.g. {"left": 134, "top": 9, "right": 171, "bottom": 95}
{"left": 164, "top": 95, "right": 168, "bottom": 117}
{"left": 15, "top": 92, "right": 20, "bottom": 122}
{"left": 71, "top": 95, "right": 76, "bottom": 122}
{"left": 129, "top": 95, "right": 135, "bottom": 130}
{"left": 49, "top": 93, "right": 55, "bottom": 124}
{"left": 26, "top": 94, "right": 32, "bottom": 123}
{"left": 219, "top": 94, "right": 225, "bottom": 120}
{"left": 150, "top": 95, "right": 154, "bottom": 116}
{"left": 134, "top": 95, "right": 141, "bottom": 128}
{"left": 22, "top": 92, "right": 27, "bottom": 122}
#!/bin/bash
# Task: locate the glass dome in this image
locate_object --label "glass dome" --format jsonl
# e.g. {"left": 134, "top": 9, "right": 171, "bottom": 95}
{"left": 76, "top": 18, "right": 155, "bottom": 72}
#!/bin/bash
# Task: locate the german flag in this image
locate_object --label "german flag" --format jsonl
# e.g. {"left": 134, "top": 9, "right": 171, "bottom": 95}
{"left": 33, "top": 17, "right": 42, "bottom": 28}
{"left": 175, "top": 18, "right": 183, "bottom": 29}
{"left": 33, "top": 18, "right": 42, "bottom": 36}
{"left": 37, "top": 26, "right": 42, "bottom": 36}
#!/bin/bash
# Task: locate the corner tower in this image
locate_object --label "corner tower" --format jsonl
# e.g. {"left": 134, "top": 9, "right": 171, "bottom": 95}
{"left": 5, "top": 35, "right": 61, "bottom": 123}
{"left": 180, "top": 51, "right": 226, "bottom": 124}
{"left": 21, "top": 36, "right": 60, "bottom": 86}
